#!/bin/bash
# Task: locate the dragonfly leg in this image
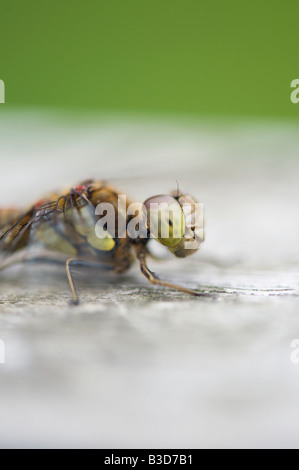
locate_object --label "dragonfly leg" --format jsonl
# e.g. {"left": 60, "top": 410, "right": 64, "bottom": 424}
{"left": 66, "top": 258, "right": 80, "bottom": 305}
{"left": 0, "top": 255, "right": 26, "bottom": 272}
{"left": 0, "top": 253, "right": 64, "bottom": 272}
{"left": 0, "top": 253, "right": 113, "bottom": 305}
{"left": 136, "top": 246, "right": 204, "bottom": 297}
{"left": 0, "top": 251, "right": 72, "bottom": 272}
{"left": 66, "top": 258, "right": 115, "bottom": 306}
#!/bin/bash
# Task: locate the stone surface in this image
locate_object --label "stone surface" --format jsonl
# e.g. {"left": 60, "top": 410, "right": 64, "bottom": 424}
{"left": 0, "top": 113, "right": 299, "bottom": 448}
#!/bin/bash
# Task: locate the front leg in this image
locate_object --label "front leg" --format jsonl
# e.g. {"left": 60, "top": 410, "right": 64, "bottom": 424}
{"left": 135, "top": 245, "right": 204, "bottom": 297}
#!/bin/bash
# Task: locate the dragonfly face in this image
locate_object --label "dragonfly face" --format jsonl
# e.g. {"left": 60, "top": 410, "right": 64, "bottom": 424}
{"left": 0, "top": 180, "right": 204, "bottom": 304}
{"left": 143, "top": 192, "right": 203, "bottom": 258}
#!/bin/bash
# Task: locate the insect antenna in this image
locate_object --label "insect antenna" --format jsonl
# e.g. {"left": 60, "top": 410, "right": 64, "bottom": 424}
{"left": 176, "top": 179, "right": 180, "bottom": 198}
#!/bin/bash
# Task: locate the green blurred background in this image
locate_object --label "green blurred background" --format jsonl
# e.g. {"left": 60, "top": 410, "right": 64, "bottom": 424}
{"left": 1, "top": 0, "right": 298, "bottom": 119}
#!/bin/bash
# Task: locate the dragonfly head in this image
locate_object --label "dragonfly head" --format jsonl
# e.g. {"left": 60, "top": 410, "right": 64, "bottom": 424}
{"left": 143, "top": 191, "right": 204, "bottom": 258}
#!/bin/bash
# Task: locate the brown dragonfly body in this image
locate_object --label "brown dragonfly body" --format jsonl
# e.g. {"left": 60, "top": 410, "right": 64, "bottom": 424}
{"left": 0, "top": 180, "right": 203, "bottom": 304}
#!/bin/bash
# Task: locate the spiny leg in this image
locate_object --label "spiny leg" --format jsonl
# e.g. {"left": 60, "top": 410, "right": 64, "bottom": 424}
{"left": 135, "top": 246, "right": 204, "bottom": 297}
{"left": 0, "top": 253, "right": 113, "bottom": 305}
{"left": 66, "top": 258, "right": 114, "bottom": 305}
{"left": 66, "top": 258, "right": 80, "bottom": 305}
{"left": 0, "top": 252, "right": 77, "bottom": 304}
{"left": 0, "top": 255, "right": 27, "bottom": 272}
{"left": 140, "top": 262, "right": 204, "bottom": 297}
{"left": 0, "top": 252, "right": 68, "bottom": 272}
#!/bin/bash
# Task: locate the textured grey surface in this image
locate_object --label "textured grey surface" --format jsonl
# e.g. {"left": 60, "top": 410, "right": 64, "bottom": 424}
{"left": 0, "top": 113, "right": 299, "bottom": 448}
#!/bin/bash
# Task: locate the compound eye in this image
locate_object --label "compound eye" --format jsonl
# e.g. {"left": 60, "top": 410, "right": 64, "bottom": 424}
{"left": 144, "top": 195, "right": 185, "bottom": 247}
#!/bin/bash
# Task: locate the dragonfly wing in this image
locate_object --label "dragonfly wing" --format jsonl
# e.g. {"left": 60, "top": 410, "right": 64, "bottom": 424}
{"left": 0, "top": 208, "right": 36, "bottom": 253}
{"left": 31, "top": 191, "right": 116, "bottom": 258}
{"left": 0, "top": 184, "right": 128, "bottom": 272}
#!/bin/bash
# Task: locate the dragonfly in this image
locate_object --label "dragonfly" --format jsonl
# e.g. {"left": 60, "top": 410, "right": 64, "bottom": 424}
{"left": 0, "top": 180, "right": 204, "bottom": 304}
